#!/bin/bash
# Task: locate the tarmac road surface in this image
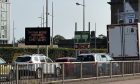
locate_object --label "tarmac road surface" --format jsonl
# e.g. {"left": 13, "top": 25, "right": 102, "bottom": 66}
{"left": 100, "top": 78, "right": 140, "bottom": 84}
{"left": 65, "top": 78, "right": 140, "bottom": 84}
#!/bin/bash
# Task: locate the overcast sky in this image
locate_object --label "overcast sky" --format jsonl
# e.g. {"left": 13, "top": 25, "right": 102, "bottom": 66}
{"left": 10, "top": 0, "right": 110, "bottom": 43}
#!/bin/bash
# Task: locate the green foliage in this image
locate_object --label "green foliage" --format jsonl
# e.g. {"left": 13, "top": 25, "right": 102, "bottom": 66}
{"left": 53, "top": 35, "right": 65, "bottom": 44}
{"left": 0, "top": 47, "right": 107, "bottom": 62}
{"left": 91, "top": 48, "right": 107, "bottom": 53}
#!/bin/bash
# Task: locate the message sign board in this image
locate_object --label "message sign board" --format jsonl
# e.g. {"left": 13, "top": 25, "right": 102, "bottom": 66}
{"left": 75, "top": 31, "right": 90, "bottom": 43}
{"left": 74, "top": 43, "right": 90, "bottom": 49}
{"left": 25, "top": 27, "right": 50, "bottom": 45}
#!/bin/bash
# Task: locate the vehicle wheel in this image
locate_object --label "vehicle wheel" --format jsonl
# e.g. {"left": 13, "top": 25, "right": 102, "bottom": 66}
{"left": 7, "top": 70, "right": 15, "bottom": 81}
{"left": 35, "top": 68, "right": 42, "bottom": 79}
{"left": 55, "top": 67, "right": 61, "bottom": 77}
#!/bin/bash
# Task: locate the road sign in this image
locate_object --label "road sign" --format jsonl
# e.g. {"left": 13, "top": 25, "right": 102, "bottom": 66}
{"left": 74, "top": 43, "right": 90, "bottom": 49}
{"left": 25, "top": 27, "right": 50, "bottom": 45}
{"left": 75, "top": 31, "right": 90, "bottom": 43}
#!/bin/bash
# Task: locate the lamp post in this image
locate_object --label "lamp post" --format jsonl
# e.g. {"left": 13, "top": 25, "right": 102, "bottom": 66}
{"left": 76, "top": 0, "right": 85, "bottom": 31}
{"left": 46, "top": 2, "right": 54, "bottom": 48}
{"left": 37, "top": 15, "right": 43, "bottom": 54}
{"left": 51, "top": 2, "right": 54, "bottom": 47}
{"left": 46, "top": 0, "right": 49, "bottom": 57}
{"left": 13, "top": 21, "right": 15, "bottom": 48}
{"left": 46, "top": 0, "right": 48, "bottom": 28}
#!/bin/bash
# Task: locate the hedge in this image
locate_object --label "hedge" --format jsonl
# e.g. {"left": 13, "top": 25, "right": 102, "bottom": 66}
{"left": 0, "top": 47, "right": 107, "bottom": 63}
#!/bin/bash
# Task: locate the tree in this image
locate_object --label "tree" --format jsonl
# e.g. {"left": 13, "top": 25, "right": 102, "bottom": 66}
{"left": 98, "top": 34, "right": 106, "bottom": 39}
{"left": 53, "top": 35, "right": 65, "bottom": 44}
{"left": 17, "top": 37, "right": 25, "bottom": 43}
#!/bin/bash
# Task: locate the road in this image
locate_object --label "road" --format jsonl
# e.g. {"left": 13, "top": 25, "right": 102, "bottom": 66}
{"left": 65, "top": 77, "right": 140, "bottom": 84}
{"left": 1, "top": 76, "right": 140, "bottom": 84}
{"left": 101, "top": 79, "right": 140, "bottom": 84}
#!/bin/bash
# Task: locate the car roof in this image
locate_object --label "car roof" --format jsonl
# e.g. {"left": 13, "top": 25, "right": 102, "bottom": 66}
{"left": 79, "top": 53, "right": 107, "bottom": 56}
{"left": 16, "top": 54, "right": 46, "bottom": 57}
{"left": 17, "top": 55, "right": 31, "bottom": 57}
{"left": 56, "top": 57, "right": 76, "bottom": 60}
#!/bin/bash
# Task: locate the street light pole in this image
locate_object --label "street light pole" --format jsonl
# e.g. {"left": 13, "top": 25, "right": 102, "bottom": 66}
{"left": 46, "top": 0, "right": 48, "bottom": 28}
{"left": 37, "top": 15, "right": 43, "bottom": 54}
{"left": 46, "top": 0, "right": 49, "bottom": 57}
{"left": 51, "top": 2, "right": 54, "bottom": 47}
{"left": 83, "top": 0, "right": 85, "bottom": 31}
{"left": 13, "top": 21, "right": 15, "bottom": 48}
{"left": 76, "top": 0, "right": 85, "bottom": 31}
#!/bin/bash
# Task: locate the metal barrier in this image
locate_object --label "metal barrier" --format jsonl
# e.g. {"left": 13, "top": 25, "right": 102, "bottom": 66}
{"left": 1, "top": 61, "right": 140, "bottom": 84}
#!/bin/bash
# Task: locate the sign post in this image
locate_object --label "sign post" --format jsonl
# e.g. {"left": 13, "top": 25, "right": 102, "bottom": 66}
{"left": 74, "top": 31, "right": 90, "bottom": 55}
{"left": 25, "top": 27, "right": 50, "bottom": 54}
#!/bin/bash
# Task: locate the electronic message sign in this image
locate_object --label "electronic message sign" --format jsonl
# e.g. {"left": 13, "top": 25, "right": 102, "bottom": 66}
{"left": 75, "top": 31, "right": 90, "bottom": 43}
{"left": 25, "top": 27, "right": 50, "bottom": 45}
{"left": 74, "top": 31, "right": 90, "bottom": 49}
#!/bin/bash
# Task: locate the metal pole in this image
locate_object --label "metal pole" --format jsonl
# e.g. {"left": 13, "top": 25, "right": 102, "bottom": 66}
{"left": 95, "top": 23, "right": 96, "bottom": 51}
{"left": 13, "top": 21, "right": 15, "bottom": 48}
{"left": 43, "top": 6, "right": 45, "bottom": 27}
{"left": 46, "top": 0, "right": 48, "bottom": 28}
{"left": 46, "top": 0, "right": 49, "bottom": 57}
{"left": 37, "top": 15, "right": 43, "bottom": 54}
{"left": 52, "top": 2, "right": 54, "bottom": 47}
{"left": 75, "top": 22, "right": 77, "bottom": 57}
{"left": 83, "top": 0, "right": 85, "bottom": 31}
{"left": 123, "top": 0, "right": 126, "bottom": 23}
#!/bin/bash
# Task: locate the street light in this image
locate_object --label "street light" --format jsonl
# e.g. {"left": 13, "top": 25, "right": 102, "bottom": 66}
{"left": 38, "top": 16, "right": 43, "bottom": 27}
{"left": 51, "top": 2, "right": 54, "bottom": 47}
{"left": 46, "top": 0, "right": 49, "bottom": 57}
{"left": 46, "top": 2, "right": 54, "bottom": 47}
{"left": 13, "top": 21, "right": 15, "bottom": 48}
{"left": 46, "top": 0, "right": 48, "bottom": 28}
{"left": 76, "top": 0, "right": 85, "bottom": 31}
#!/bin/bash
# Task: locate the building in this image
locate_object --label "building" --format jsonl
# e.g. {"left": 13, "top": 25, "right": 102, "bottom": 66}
{"left": 108, "top": 0, "right": 139, "bottom": 24}
{"left": 0, "top": 0, "right": 10, "bottom": 44}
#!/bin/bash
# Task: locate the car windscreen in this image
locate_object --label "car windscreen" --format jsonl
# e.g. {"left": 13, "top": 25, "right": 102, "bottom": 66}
{"left": 77, "top": 55, "right": 95, "bottom": 62}
{"left": 55, "top": 59, "right": 68, "bottom": 62}
{"left": 0, "top": 58, "right": 6, "bottom": 64}
{"left": 55, "top": 59, "right": 76, "bottom": 62}
{"left": 15, "top": 57, "right": 31, "bottom": 62}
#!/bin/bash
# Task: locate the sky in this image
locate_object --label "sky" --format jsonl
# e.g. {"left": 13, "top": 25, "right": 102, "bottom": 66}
{"left": 10, "top": 0, "right": 111, "bottom": 43}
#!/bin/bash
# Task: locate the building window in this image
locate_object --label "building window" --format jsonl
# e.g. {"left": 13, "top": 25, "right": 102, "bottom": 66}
{"left": 2, "top": 35, "right": 4, "bottom": 38}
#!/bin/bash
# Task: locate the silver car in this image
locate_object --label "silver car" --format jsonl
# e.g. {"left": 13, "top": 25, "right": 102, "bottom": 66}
{"left": 76, "top": 53, "right": 120, "bottom": 76}
{"left": 13, "top": 54, "right": 61, "bottom": 79}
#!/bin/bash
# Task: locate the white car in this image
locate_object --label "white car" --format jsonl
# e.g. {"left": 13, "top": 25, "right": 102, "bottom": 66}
{"left": 76, "top": 53, "right": 120, "bottom": 76}
{"left": 0, "top": 57, "right": 14, "bottom": 81}
{"left": 13, "top": 54, "right": 61, "bottom": 79}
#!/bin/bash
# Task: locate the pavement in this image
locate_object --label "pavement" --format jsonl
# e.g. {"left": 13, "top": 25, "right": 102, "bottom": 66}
{"left": 101, "top": 78, "right": 140, "bottom": 84}
{"left": 64, "top": 76, "right": 140, "bottom": 84}
{"left": 64, "top": 78, "right": 140, "bottom": 84}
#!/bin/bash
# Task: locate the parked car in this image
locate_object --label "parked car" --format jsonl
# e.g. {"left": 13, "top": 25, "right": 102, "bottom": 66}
{"left": 13, "top": 54, "right": 61, "bottom": 79}
{"left": 0, "top": 57, "right": 14, "bottom": 81}
{"left": 76, "top": 53, "right": 120, "bottom": 76}
{"left": 55, "top": 57, "right": 77, "bottom": 76}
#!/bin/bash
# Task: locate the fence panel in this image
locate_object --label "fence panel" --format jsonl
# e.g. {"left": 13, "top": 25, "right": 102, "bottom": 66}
{"left": 1, "top": 61, "right": 140, "bottom": 84}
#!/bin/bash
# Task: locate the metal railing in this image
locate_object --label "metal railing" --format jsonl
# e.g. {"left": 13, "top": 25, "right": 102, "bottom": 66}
{"left": 1, "top": 61, "right": 140, "bottom": 84}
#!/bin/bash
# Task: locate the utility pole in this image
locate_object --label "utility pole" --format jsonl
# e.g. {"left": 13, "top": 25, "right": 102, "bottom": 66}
{"left": 76, "top": 0, "right": 85, "bottom": 31}
{"left": 83, "top": 0, "right": 85, "bottom": 31}
{"left": 46, "top": 0, "right": 49, "bottom": 57}
{"left": 13, "top": 21, "right": 15, "bottom": 48}
{"left": 51, "top": 2, "right": 54, "bottom": 47}
{"left": 95, "top": 23, "right": 96, "bottom": 51}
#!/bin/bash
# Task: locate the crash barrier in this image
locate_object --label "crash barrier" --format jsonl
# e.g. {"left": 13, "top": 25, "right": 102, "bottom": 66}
{"left": 0, "top": 61, "right": 140, "bottom": 84}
